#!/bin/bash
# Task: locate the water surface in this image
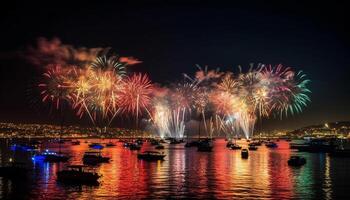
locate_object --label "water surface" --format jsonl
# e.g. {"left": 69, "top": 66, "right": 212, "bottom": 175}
{"left": 1, "top": 139, "right": 349, "bottom": 199}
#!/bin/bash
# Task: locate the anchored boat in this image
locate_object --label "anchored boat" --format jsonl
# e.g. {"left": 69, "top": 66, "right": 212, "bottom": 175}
{"left": 89, "top": 143, "right": 104, "bottom": 150}
{"left": 32, "top": 149, "right": 70, "bottom": 162}
{"left": 57, "top": 165, "right": 100, "bottom": 184}
{"left": 155, "top": 144, "right": 165, "bottom": 149}
{"left": 137, "top": 151, "right": 166, "bottom": 161}
{"left": 248, "top": 146, "right": 258, "bottom": 151}
{"left": 265, "top": 142, "right": 278, "bottom": 148}
{"left": 288, "top": 156, "right": 306, "bottom": 167}
{"left": 71, "top": 140, "right": 80, "bottom": 145}
{"left": 241, "top": 149, "right": 249, "bottom": 159}
{"left": 83, "top": 151, "right": 110, "bottom": 165}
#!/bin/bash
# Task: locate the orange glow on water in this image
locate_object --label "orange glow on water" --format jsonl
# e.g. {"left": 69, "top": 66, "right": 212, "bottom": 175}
{"left": 5, "top": 139, "right": 339, "bottom": 199}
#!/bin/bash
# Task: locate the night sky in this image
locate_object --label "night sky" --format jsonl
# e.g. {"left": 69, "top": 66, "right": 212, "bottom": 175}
{"left": 0, "top": 1, "right": 349, "bottom": 131}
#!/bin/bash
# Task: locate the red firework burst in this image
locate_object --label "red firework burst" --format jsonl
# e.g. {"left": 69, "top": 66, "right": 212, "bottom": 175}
{"left": 119, "top": 73, "right": 154, "bottom": 117}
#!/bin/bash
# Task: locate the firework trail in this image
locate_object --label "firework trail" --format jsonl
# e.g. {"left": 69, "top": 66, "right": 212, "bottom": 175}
{"left": 205, "top": 116, "right": 221, "bottom": 138}
{"left": 151, "top": 81, "right": 198, "bottom": 139}
{"left": 153, "top": 101, "right": 171, "bottom": 138}
{"left": 166, "top": 83, "right": 198, "bottom": 138}
{"left": 184, "top": 65, "right": 223, "bottom": 137}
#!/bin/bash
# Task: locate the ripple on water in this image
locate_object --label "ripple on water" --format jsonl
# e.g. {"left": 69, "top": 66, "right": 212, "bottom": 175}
{"left": 1, "top": 139, "right": 350, "bottom": 199}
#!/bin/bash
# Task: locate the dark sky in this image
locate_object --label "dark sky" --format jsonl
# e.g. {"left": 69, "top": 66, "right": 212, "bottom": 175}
{"left": 0, "top": 0, "right": 349, "bottom": 131}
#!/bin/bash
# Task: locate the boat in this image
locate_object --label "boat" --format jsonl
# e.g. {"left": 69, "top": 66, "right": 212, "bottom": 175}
{"left": 150, "top": 139, "right": 160, "bottom": 146}
{"left": 197, "top": 140, "right": 213, "bottom": 152}
{"left": 10, "top": 144, "right": 39, "bottom": 152}
{"left": 288, "top": 156, "right": 306, "bottom": 166}
{"left": 57, "top": 165, "right": 100, "bottom": 184}
{"left": 106, "top": 142, "right": 116, "bottom": 147}
{"left": 185, "top": 140, "right": 199, "bottom": 148}
{"left": 89, "top": 143, "right": 104, "bottom": 150}
{"left": 226, "top": 141, "right": 233, "bottom": 148}
{"left": 249, "top": 141, "right": 262, "bottom": 146}
{"left": 137, "top": 151, "right": 166, "bottom": 161}
{"left": 229, "top": 143, "right": 242, "bottom": 150}
{"left": 241, "top": 149, "right": 249, "bottom": 159}
{"left": 265, "top": 142, "right": 278, "bottom": 148}
{"left": 32, "top": 150, "right": 70, "bottom": 162}
{"left": 248, "top": 146, "right": 258, "bottom": 151}
{"left": 129, "top": 143, "right": 141, "bottom": 150}
{"left": 155, "top": 145, "right": 165, "bottom": 149}
{"left": 83, "top": 151, "right": 110, "bottom": 164}
{"left": 71, "top": 140, "right": 80, "bottom": 145}
{"left": 170, "top": 138, "right": 183, "bottom": 144}
{"left": 136, "top": 139, "right": 144, "bottom": 145}
{"left": 198, "top": 145, "right": 213, "bottom": 152}
{"left": 124, "top": 142, "right": 131, "bottom": 147}
{"left": 0, "top": 161, "right": 27, "bottom": 179}
{"left": 159, "top": 139, "right": 166, "bottom": 143}
{"left": 184, "top": 142, "right": 192, "bottom": 147}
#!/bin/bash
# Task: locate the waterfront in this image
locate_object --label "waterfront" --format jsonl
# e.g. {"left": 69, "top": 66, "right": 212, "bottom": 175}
{"left": 1, "top": 139, "right": 350, "bottom": 199}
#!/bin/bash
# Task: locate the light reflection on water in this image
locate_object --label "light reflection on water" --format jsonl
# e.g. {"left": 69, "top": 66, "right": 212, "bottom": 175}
{"left": 1, "top": 139, "right": 350, "bottom": 199}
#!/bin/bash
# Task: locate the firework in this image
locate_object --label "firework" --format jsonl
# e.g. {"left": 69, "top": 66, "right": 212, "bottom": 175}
{"left": 171, "top": 82, "right": 197, "bottom": 111}
{"left": 75, "top": 69, "right": 123, "bottom": 126}
{"left": 91, "top": 55, "right": 127, "bottom": 75}
{"left": 217, "top": 73, "right": 238, "bottom": 94}
{"left": 153, "top": 101, "right": 171, "bottom": 139}
{"left": 37, "top": 54, "right": 311, "bottom": 140}
{"left": 38, "top": 64, "right": 74, "bottom": 109}
{"left": 119, "top": 73, "right": 154, "bottom": 121}
{"left": 260, "top": 64, "right": 311, "bottom": 118}
{"left": 151, "top": 98, "right": 187, "bottom": 139}
{"left": 70, "top": 56, "right": 128, "bottom": 127}
{"left": 168, "top": 82, "right": 198, "bottom": 138}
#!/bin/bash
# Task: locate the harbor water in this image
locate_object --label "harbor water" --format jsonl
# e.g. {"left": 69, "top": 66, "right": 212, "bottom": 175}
{"left": 1, "top": 139, "right": 349, "bottom": 199}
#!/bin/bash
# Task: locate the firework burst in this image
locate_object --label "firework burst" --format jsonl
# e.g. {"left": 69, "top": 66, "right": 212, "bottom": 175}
{"left": 36, "top": 53, "right": 311, "bottom": 140}
{"left": 261, "top": 64, "right": 311, "bottom": 118}
{"left": 119, "top": 73, "right": 154, "bottom": 119}
{"left": 91, "top": 55, "right": 127, "bottom": 75}
{"left": 70, "top": 56, "right": 127, "bottom": 127}
{"left": 38, "top": 64, "right": 74, "bottom": 109}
